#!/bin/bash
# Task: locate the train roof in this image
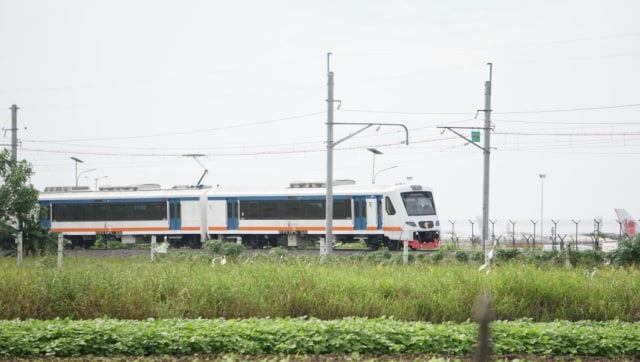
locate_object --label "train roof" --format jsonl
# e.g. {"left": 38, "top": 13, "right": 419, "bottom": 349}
{"left": 38, "top": 182, "right": 433, "bottom": 202}
{"left": 38, "top": 185, "right": 210, "bottom": 201}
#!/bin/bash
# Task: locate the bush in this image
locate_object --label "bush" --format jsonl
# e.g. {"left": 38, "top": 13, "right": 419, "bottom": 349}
{"left": 470, "top": 251, "right": 484, "bottom": 262}
{"left": 203, "top": 239, "right": 245, "bottom": 258}
{"left": 611, "top": 235, "right": 640, "bottom": 267}
{"left": 495, "top": 248, "right": 520, "bottom": 262}
{"left": 430, "top": 250, "right": 444, "bottom": 263}
{"left": 367, "top": 248, "right": 392, "bottom": 262}
{"left": 268, "top": 246, "right": 288, "bottom": 258}
{"left": 454, "top": 250, "right": 469, "bottom": 262}
{"left": 570, "top": 249, "right": 605, "bottom": 268}
{"left": 106, "top": 240, "right": 129, "bottom": 249}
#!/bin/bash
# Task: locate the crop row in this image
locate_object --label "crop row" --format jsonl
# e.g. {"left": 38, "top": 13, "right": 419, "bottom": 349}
{"left": 1, "top": 318, "right": 639, "bottom": 358}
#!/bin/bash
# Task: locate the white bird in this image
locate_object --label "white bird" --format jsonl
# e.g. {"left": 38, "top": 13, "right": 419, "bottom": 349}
{"left": 211, "top": 255, "right": 227, "bottom": 267}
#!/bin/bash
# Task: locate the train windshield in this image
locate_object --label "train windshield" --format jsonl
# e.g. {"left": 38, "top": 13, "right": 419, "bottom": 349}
{"left": 401, "top": 191, "right": 435, "bottom": 216}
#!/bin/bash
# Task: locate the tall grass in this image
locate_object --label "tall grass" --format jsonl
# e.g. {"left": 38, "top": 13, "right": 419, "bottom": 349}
{"left": 1, "top": 254, "right": 639, "bottom": 322}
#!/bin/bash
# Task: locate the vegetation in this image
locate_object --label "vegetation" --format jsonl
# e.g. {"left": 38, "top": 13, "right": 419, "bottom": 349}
{"left": 3, "top": 236, "right": 640, "bottom": 359}
{"left": 0, "top": 318, "right": 639, "bottom": 358}
{"left": 0, "top": 150, "right": 54, "bottom": 254}
{"left": 2, "top": 249, "right": 640, "bottom": 322}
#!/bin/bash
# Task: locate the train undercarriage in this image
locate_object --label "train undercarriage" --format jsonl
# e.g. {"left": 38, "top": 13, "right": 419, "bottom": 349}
{"left": 66, "top": 229, "right": 439, "bottom": 251}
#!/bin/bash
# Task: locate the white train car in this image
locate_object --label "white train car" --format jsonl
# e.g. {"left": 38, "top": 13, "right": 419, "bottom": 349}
{"left": 38, "top": 181, "right": 440, "bottom": 250}
{"left": 38, "top": 184, "right": 208, "bottom": 248}
{"left": 206, "top": 181, "right": 440, "bottom": 250}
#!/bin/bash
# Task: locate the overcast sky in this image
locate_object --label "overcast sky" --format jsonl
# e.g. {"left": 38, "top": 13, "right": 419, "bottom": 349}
{"left": 1, "top": 0, "right": 639, "bottom": 234}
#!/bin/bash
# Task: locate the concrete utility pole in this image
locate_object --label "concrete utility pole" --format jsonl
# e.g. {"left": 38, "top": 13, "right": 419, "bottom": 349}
{"left": 539, "top": 173, "right": 547, "bottom": 242}
{"left": 482, "top": 63, "right": 492, "bottom": 262}
{"left": 10, "top": 104, "right": 18, "bottom": 162}
{"left": 325, "top": 53, "right": 335, "bottom": 259}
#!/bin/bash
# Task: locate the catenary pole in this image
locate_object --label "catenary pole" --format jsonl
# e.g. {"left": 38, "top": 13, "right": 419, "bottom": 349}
{"left": 482, "top": 63, "right": 492, "bottom": 262}
{"left": 10, "top": 104, "right": 18, "bottom": 163}
{"left": 324, "top": 53, "right": 334, "bottom": 259}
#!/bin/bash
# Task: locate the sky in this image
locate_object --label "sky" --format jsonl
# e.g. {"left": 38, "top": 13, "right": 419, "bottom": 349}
{"left": 1, "top": 0, "right": 639, "bottom": 236}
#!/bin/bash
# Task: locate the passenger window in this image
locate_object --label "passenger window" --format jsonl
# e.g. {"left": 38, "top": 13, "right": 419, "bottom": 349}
{"left": 385, "top": 196, "right": 396, "bottom": 215}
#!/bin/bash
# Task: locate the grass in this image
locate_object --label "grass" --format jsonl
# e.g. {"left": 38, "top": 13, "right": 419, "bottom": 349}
{"left": 1, "top": 252, "right": 640, "bottom": 322}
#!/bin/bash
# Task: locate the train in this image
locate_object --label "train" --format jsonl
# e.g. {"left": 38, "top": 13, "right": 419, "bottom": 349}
{"left": 38, "top": 180, "right": 440, "bottom": 250}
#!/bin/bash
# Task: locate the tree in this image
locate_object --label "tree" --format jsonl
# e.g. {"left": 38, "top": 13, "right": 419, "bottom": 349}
{"left": 611, "top": 234, "right": 640, "bottom": 268}
{"left": 0, "top": 150, "right": 54, "bottom": 253}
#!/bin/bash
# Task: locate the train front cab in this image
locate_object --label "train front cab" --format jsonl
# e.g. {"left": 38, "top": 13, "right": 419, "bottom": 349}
{"left": 381, "top": 185, "right": 440, "bottom": 251}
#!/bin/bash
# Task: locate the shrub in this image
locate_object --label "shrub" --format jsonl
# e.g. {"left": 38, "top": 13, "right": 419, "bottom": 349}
{"left": 106, "top": 240, "right": 128, "bottom": 249}
{"left": 495, "top": 248, "right": 520, "bottom": 262}
{"left": 470, "top": 251, "right": 484, "bottom": 262}
{"left": 367, "top": 248, "right": 392, "bottom": 262}
{"left": 430, "top": 250, "right": 444, "bottom": 263}
{"left": 268, "top": 246, "right": 288, "bottom": 258}
{"left": 454, "top": 250, "right": 469, "bottom": 262}
{"left": 611, "top": 235, "right": 640, "bottom": 267}
{"left": 570, "top": 249, "right": 605, "bottom": 268}
{"left": 203, "top": 239, "right": 244, "bottom": 259}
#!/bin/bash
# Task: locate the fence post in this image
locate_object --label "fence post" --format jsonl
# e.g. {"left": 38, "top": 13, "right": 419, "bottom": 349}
{"left": 403, "top": 239, "right": 408, "bottom": 265}
{"left": 474, "top": 292, "right": 493, "bottom": 362}
{"left": 57, "top": 233, "right": 64, "bottom": 269}
{"left": 509, "top": 220, "right": 517, "bottom": 247}
{"left": 16, "top": 232, "right": 23, "bottom": 266}
{"left": 151, "top": 235, "right": 156, "bottom": 262}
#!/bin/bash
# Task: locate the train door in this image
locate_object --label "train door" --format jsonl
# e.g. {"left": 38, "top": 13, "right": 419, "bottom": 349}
{"left": 226, "top": 198, "right": 239, "bottom": 230}
{"left": 169, "top": 199, "right": 181, "bottom": 230}
{"left": 365, "top": 197, "right": 380, "bottom": 230}
{"left": 353, "top": 196, "right": 367, "bottom": 230}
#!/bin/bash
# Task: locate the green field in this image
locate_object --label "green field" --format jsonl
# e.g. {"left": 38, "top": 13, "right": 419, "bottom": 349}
{"left": 1, "top": 250, "right": 639, "bottom": 321}
{"left": 1, "top": 247, "right": 639, "bottom": 360}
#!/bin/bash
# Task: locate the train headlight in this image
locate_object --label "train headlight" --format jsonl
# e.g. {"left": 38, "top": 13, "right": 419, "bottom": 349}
{"left": 419, "top": 221, "right": 434, "bottom": 229}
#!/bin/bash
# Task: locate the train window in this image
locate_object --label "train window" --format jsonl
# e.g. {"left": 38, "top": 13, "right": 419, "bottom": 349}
{"left": 333, "top": 199, "right": 352, "bottom": 219}
{"left": 281, "top": 200, "right": 300, "bottom": 219}
{"left": 401, "top": 192, "right": 435, "bottom": 216}
{"left": 262, "top": 202, "right": 278, "bottom": 219}
{"left": 237, "top": 199, "right": 354, "bottom": 220}
{"left": 243, "top": 201, "right": 259, "bottom": 219}
{"left": 93, "top": 204, "right": 108, "bottom": 220}
{"left": 133, "top": 204, "right": 148, "bottom": 219}
{"left": 51, "top": 204, "right": 69, "bottom": 221}
{"left": 51, "top": 201, "right": 167, "bottom": 221}
{"left": 110, "top": 203, "right": 133, "bottom": 220}
{"left": 148, "top": 202, "right": 168, "bottom": 220}
{"left": 304, "top": 200, "right": 324, "bottom": 219}
{"left": 74, "top": 204, "right": 90, "bottom": 221}
{"left": 385, "top": 197, "right": 396, "bottom": 215}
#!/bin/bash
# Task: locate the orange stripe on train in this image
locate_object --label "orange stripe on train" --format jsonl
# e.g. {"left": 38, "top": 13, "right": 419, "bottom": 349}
{"left": 51, "top": 227, "right": 171, "bottom": 233}
{"left": 208, "top": 226, "right": 358, "bottom": 232}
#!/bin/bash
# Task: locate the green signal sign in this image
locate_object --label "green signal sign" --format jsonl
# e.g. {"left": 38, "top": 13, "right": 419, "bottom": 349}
{"left": 471, "top": 130, "right": 481, "bottom": 143}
